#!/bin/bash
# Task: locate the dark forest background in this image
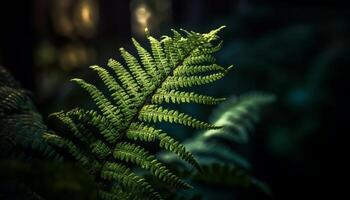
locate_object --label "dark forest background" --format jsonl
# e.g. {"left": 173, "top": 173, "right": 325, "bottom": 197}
{"left": 0, "top": 0, "right": 348, "bottom": 199}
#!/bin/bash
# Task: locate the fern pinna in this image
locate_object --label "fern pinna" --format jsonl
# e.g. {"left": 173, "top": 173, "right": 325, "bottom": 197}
{"left": 48, "top": 26, "right": 232, "bottom": 199}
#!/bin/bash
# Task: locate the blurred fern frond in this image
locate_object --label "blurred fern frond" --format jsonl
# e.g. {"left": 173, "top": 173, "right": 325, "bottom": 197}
{"left": 202, "top": 92, "right": 276, "bottom": 144}
{"left": 160, "top": 92, "right": 275, "bottom": 198}
{"left": 0, "top": 66, "right": 61, "bottom": 160}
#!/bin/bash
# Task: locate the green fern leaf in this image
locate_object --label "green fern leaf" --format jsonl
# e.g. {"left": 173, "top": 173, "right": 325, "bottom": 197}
{"left": 50, "top": 26, "right": 231, "bottom": 199}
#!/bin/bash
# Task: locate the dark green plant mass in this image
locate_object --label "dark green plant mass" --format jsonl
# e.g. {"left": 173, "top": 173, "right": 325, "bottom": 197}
{"left": 0, "top": 67, "right": 60, "bottom": 161}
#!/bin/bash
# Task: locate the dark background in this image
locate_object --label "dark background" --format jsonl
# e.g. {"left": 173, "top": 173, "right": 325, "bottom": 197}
{"left": 0, "top": 0, "right": 348, "bottom": 199}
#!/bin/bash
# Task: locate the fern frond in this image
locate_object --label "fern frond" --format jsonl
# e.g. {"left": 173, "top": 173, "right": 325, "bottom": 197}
{"left": 50, "top": 26, "right": 231, "bottom": 199}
